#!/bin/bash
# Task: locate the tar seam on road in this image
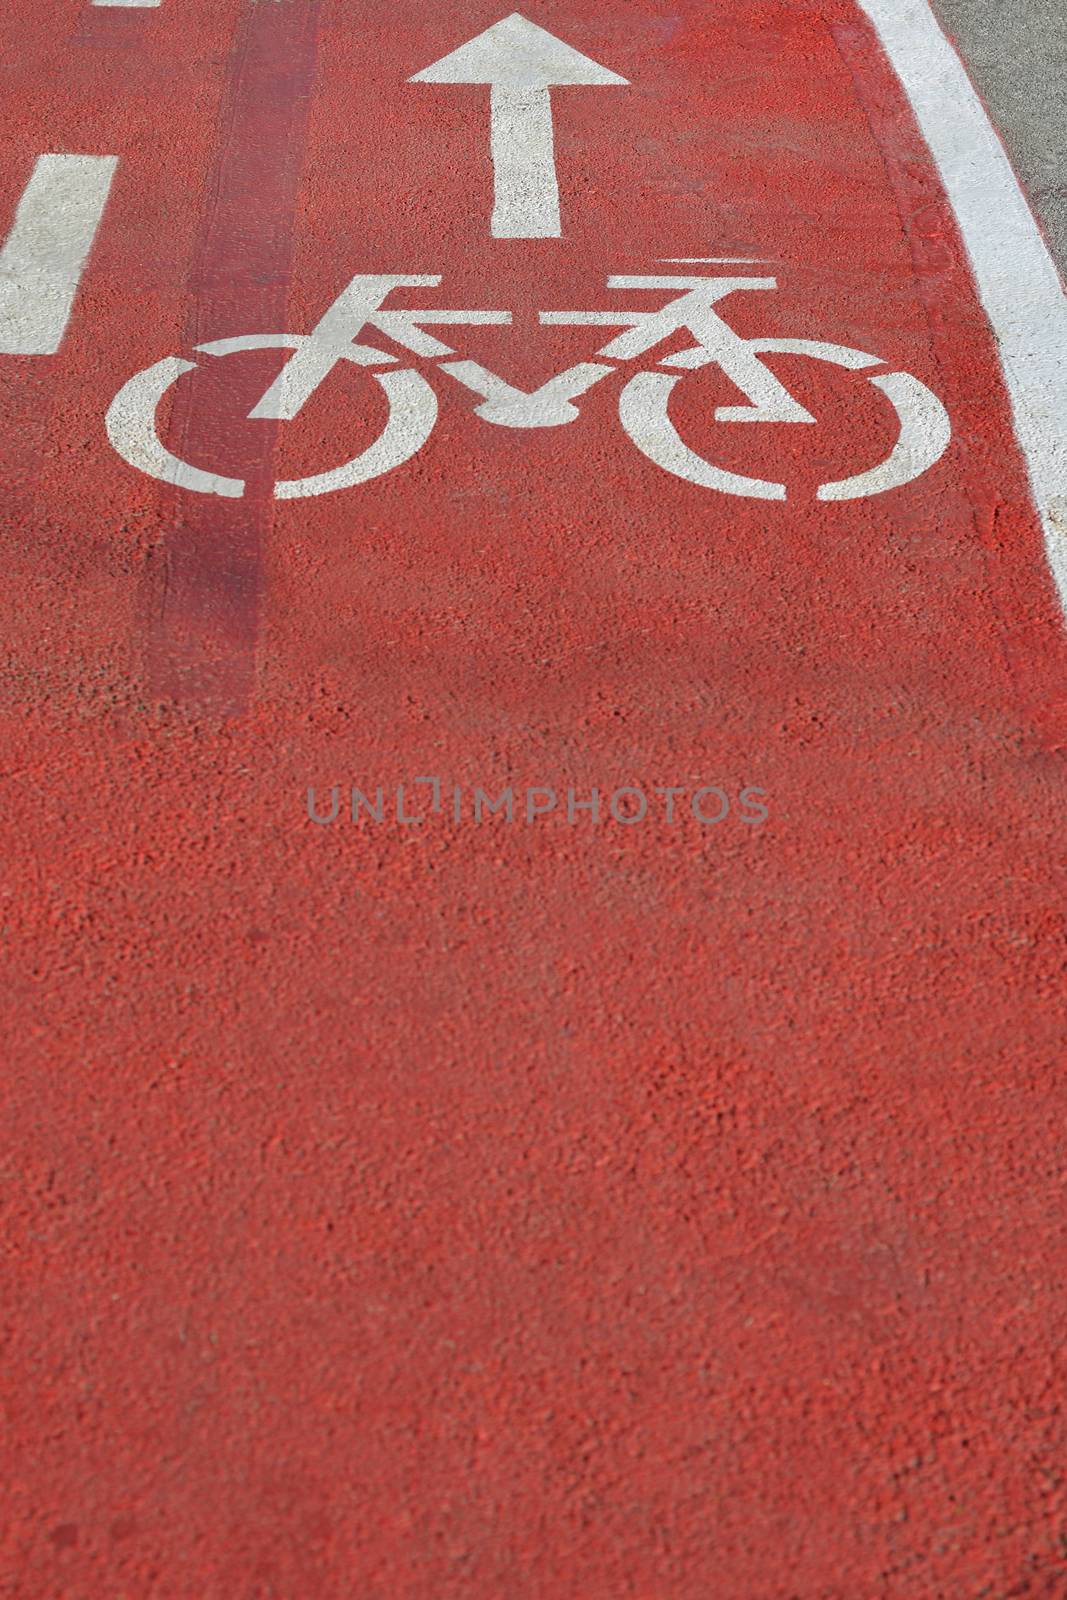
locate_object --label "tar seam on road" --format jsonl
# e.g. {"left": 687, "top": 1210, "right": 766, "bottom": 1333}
{"left": 143, "top": 0, "right": 325, "bottom": 716}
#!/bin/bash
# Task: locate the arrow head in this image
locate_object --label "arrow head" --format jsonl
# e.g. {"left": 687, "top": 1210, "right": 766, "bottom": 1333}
{"left": 409, "top": 12, "right": 628, "bottom": 88}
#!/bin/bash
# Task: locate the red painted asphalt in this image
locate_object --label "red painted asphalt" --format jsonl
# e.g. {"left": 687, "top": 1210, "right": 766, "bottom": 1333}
{"left": 2, "top": 0, "right": 1067, "bottom": 1594}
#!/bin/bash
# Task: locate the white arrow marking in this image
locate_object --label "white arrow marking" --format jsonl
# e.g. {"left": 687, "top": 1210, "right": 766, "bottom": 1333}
{"left": 409, "top": 12, "right": 627, "bottom": 239}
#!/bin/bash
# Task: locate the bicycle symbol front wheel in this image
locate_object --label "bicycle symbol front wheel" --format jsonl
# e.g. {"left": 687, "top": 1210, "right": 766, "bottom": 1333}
{"left": 617, "top": 338, "right": 951, "bottom": 501}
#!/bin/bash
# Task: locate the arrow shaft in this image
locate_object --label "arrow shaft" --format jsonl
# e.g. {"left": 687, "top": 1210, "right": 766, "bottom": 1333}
{"left": 489, "top": 84, "right": 560, "bottom": 239}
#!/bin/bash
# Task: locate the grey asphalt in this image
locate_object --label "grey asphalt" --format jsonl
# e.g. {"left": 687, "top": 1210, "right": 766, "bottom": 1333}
{"left": 936, "top": 0, "right": 1067, "bottom": 274}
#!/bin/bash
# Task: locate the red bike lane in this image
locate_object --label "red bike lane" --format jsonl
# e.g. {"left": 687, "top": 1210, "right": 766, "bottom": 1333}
{"left": 2, "top": 0, "right": 1066, "bottom": 1594}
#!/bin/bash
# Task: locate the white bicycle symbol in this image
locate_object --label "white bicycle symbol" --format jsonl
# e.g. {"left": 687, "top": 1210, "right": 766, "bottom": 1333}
{"left": 106, "top": 271, "right": 951, "bottom": 502}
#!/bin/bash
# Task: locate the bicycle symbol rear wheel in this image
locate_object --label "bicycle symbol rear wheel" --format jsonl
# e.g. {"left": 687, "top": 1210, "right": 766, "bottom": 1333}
{"left": 105, "top": 334, "right": 439, "bottom": 500}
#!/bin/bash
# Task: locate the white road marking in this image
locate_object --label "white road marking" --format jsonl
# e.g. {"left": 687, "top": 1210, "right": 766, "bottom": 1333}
{"left": 92, "top": 0, "right": 161, "bottom": 8}
{"left": 817, "top": 371, "right": 953, "bottom": 500}
{"left": 410, "top": 13, "right": 627, "bottom": 239}
{"left": 103, "top": 271, "right": 951, "bottom": 501}
{"left": 438, "top": 358, "right": 613, "bottom": 426}
{"left": 861, "top": 0, "right": 1067, "bottom": 612}
{"left": 274, "top": 371, "right": 438, "bottom": 499}
{"left": 619, "top": 336, "right": 949, "bottom": 501}
{"left": 0, "top": 154, "right": 118, "bottom": 355}
{"left": 106, "top": 358, "right": 245, "bottom": 497}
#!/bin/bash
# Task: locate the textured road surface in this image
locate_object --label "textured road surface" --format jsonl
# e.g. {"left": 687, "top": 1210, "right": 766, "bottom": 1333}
{"left": 2, "top": 1, "right": 1066, "bottom": 1597}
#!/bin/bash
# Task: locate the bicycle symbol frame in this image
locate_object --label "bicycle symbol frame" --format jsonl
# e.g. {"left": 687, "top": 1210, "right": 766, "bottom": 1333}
{"left": 105, "top": 271, "right": 952, "bottom": 502}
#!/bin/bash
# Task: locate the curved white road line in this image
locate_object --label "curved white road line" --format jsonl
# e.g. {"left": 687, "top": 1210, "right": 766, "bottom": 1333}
{"left": 618, "top": 372, "right": 787, "bottom": 500}
{"left": 105, "top": 359, "right": 245, "bottom": 498}
{"left": 860, "top": 0, "right": 1067, "bottom": 614}
{"left": 274, "top": 370, "right": 438, "bottom": 499}
{"left": 819, "top": 372, "right": 953, "bottom": 500}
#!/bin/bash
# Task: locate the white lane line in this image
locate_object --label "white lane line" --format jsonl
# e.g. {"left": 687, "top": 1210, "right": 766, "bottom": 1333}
{"left": 92, "top": 0, "right": 161, "bottom": 7}
{"left": 860, "top": 0, "right": 1067, "bottom": 615}
{"left": 0, "top": 154, "right": 118, "bottom": 356}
